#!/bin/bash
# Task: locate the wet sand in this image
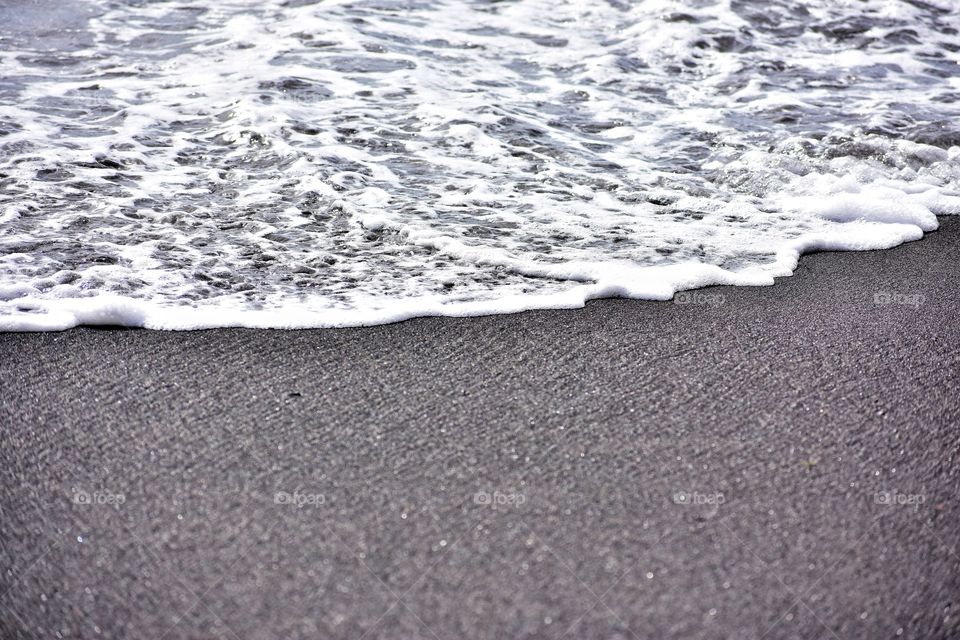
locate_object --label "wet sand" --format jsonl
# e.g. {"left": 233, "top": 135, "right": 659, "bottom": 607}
{"left": 1, "top": 219, "right": 959, "bottom": 639}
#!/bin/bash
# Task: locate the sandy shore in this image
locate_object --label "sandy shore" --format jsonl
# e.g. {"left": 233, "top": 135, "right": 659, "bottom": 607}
{"left": 2, "top": 219, "right": 959, "bottom": 639}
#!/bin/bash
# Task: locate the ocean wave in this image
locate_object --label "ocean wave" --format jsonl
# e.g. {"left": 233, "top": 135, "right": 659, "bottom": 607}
{"left": 1, "top": 0, "right": 959, "bottom": 330}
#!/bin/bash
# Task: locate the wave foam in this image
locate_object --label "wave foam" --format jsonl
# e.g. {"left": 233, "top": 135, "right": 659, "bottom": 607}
{"left": 1, "top": 0, "right": 959, "bottom": 330}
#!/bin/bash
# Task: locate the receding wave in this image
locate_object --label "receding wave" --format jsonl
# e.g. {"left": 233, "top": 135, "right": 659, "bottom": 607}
{"left": 1, "top": 0, "right": 959, "bottom": 329}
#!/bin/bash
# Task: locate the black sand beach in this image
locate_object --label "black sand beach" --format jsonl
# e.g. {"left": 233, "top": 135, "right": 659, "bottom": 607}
{"left": 2, "top": 219, "right": 959, "bottom": 640}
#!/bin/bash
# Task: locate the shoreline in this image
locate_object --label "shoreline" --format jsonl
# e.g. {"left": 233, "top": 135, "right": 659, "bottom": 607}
{"left": 1, "top": 218, "right": 959, "bottom": 639}
{"left": 0, "top": 217, "right": 943, "bottom": 332}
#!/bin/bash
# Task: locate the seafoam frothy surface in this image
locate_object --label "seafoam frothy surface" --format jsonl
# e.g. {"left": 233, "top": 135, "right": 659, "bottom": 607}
{"left": 1, "top": 0, "right": 959, "bottom": 330}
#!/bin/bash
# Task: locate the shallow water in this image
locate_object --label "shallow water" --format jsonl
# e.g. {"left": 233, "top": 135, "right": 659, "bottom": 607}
{"left": 1, "top": 0, "right": 959, "bottom": 329}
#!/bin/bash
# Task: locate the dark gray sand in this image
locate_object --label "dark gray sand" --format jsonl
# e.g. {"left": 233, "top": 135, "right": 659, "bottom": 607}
{"left": 2, "top": 219, "right": 960, "bottom": 640}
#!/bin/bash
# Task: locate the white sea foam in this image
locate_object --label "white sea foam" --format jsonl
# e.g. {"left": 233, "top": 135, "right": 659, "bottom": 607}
{"left": 0, "top": 0, "right": 959, "bottom": 330}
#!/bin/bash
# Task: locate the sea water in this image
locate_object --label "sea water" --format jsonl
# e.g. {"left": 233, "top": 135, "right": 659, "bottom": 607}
{"left": 1, "top": 0, "right": 958, "bottom": 330}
